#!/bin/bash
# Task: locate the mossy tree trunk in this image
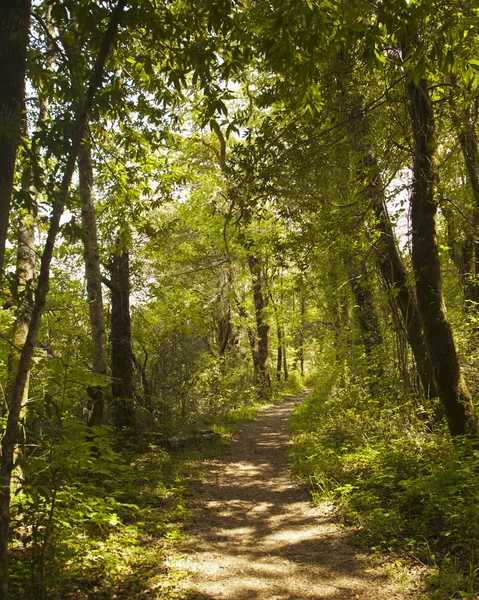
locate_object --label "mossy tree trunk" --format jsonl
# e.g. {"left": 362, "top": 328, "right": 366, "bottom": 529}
{"left": 457, "top": 117, "right": 479, "bottom": 303}
{"left": 362, "top": 153, "right": 438, "bottom": 399}
{"left": 406, "top": 76, "right": 479, "bottom": 437}
{"left": 78, "top": 128, "right": 108, "bottom": 427}
{"left": 372, "top": 196, "right": 438, "bottom": 399}
{"left": 5, "top": 216, "right": 35, "bottom": 411}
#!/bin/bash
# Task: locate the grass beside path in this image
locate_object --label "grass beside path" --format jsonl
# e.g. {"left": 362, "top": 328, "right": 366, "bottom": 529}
{"left": 288, "top": 368, "right": 479, "bottom": 600}
{"left": 23, "top": 379, "right": 304, "bottom": 600}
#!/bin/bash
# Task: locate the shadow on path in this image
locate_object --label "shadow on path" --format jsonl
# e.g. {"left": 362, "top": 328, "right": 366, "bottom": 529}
{"left": 176, "top": 390, "right": 406, "bottom": 600}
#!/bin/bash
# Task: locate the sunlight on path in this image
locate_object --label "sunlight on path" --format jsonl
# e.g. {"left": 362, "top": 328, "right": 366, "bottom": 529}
{"left": 175, "top": 390, "right": 407, "bottom": 600}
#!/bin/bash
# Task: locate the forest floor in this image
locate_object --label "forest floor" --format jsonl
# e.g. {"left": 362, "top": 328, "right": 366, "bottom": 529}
{"left": 172, "top": 389, "right": 416, "bottom": 600}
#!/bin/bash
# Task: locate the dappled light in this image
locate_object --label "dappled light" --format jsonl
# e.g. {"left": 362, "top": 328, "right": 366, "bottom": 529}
{"left": 176, "top": 392, "right": 406, "bottom": 599}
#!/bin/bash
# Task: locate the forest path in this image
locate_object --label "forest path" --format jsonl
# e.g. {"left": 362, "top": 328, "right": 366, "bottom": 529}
{"left": 175, "top": 389, "right": 409, "bottom": 600}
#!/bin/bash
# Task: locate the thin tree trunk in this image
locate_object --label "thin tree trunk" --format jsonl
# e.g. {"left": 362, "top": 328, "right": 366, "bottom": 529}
{"left": 232, "top": 292, "right": 260, "bottom": 376}
{"left": 218, "top": 314, "right": 232, "bottom": 357}
{"left": 78, "top": 128, "right": 108, "bottom": 427}
{"left": 276, "top": 321, "right": 283, "bottom": 381}
{"left": 247, "top": 254, "right": 271, "bottom": 398}
{"left": 293, "top": 294, "right": 306, "bottom": 376}
{"left": 268, "top": 290, "right": 283, "bottom": 381}
{"left": 132, "top": 351, "right": 154, "bottom": 416}
{"left": 0, "top": 0, "right": 31, "bottom": 281}
{"left": 406, "top": 75, "right": 478, "bottom": 437}
{"left": 282, "top": 336, "right": 289, "bottom": 381}
{"left": 457, "top": 118, "right": 479, "bottom": 303}
{"left": 5, "top": 216, "right": 35, "bottom": 410}
{"left": 0, "top": 4, "right": 126, "bottom": 596}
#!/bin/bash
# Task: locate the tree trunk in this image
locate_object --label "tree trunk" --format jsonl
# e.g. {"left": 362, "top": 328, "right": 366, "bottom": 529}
{"left": 5, "top": 215, "right": 35, "bottom": 411}
{"left": 457, "top": 119, "right": 479, "bottom": 303}
{"left": 0, "top": 3, "right": 126, "bottom": 595}
{"left": 78, "top": 128, "right": 108, "bottom": 427}
{"left": 232, "top": 292, "right": 261, "bottom": 377}
{"left": 349, "top": 263, "right": 383, "bottom": 358}
{"left": 247, "top": 254, "right": 271, "bottom": 398}
{"left": 282, "top": 335, "right": 289, "bottom": 381}
{"left": 370, "top": 186, "right": 438, "bottom": 399}
{"left": 108, "top": 246, "right": 135, "bottom": 430}
{"left": 0, "top": 0, "right": 31, "bottom": 281}
{"left": 347, "top": 85, "right": 435, "bottom": 398}
{"left": 268, "top": 290, "right": 283, "bottom": 381}
{"left": 218, "top": 304, "right": 232, "bottom": 359}
{"left": 276, "top": 320, "right": 283, "bottom": 381}
{"left": 406, "top": 76, "right": 478, "bottom": 437}
{"left": 293, "top": 294, "right": 306, "bottom": 376}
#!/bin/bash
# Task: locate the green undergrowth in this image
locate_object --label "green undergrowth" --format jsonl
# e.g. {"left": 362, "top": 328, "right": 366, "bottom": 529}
{"left": 289, "top": 367, "right": 479, "bottom": 599}
{"left": 10, "top": 378, "right": 301, "bottom": 600}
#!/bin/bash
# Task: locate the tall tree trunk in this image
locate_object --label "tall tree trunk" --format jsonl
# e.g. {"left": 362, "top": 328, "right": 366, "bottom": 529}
{"left": 217, "top": 274, "right": 233, "bottom": 363}
{"left": 232, "top": 292, "right": 261, "bottom": 377}
{"left": 345, "top": 76, "right": 437, "bottom": 399}
{"left": 78, "top": 128, "right": 108, "bottom": 427}
{"left": 446, "top": 91, "right": 479, "bottom": 304}
{"left": 247, "top": 254, "right": 271, "bottom": 398}
{"left": 293, "top": 293, "right": 306, "bottom": 376}
{"left": 5, "top": 216, "right": 35, "bottom": 410}
{"left": 0, "top": 0, "right": 31, "bottom": 282}
{"left": 268, "top": 290, "right": 283, "bottom": 381}
{"left": 406, "top": 76, "right": 478, "bottom": 437}
{"left": 0, "top": 4, "right": 126, "bottom": 596}
{"left": 276, "top": 320, "right": 283, "bottom": 381}
{"left": 300, "top": 295, "right": 306, "bottom": 376}
{"left": 369, "top": 182, "right": 438, "bottom": 399}
{"left": 108, "top": 246, "right": 135, "bottom": 430}
{"left": 282, "top": 335, "right": 289, "bottom": 381}
{"left": 456, "top": 117, "right": 479, "bottom": 303}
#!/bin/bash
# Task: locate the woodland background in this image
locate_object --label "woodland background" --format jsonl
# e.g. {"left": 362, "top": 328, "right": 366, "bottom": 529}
{"left": 2, "top": 0, "right": 479, "bottom": 598}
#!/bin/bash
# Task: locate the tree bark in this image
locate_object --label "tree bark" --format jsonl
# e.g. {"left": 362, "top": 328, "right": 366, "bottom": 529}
{"left": 282, "top": 337, "right": 289, "bottom": 381}
{"left": 247, "top": 254, "right": 271, "bottom": 398}
{"left": 5, "top": 216, "right": 35, "bottom": 408}
{"left": 78, "top": 128, "right": 108, "bottom": 427}
{"left": 0, "top": 0, "right": 31, "bottom": 281}
{"left": 0, "top": 3, "right": 127, "bottom": 596}
{"left": 370, "top": 184, "right": 438, "bottom": 399}
{"left": 457, "top": 118, "right": 479, "bottom": 303}
{"left": 108, "top": 246, "right": 135, "bottom": 430}
{"left": 276, "top": 319, "right": 283, "bottom": 381}
{"left": 268, "top": 290, "right": 283, "bottom": 381}
{"left": 345, "top": 78, "right": 437, "bottom": 399}
{"left": 406, "top": 76, "right": 478, "bottom": 437}
{"left": 349, "top": 264, "right": 383, "bottom": 358}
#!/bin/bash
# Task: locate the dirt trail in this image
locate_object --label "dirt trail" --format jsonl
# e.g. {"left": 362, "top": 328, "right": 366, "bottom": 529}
{"left": 177, "top": 390, "right": 410, "bottom": 599}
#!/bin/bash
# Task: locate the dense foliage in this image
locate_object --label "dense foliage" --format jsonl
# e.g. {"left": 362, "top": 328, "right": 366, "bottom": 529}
{"left": 2, "top": 0, "right": 479, "bottom": 597}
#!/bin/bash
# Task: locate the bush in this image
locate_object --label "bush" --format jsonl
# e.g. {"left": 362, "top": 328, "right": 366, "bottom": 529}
{"left": 289, "top": 366, "right": 479, "bottom": 598}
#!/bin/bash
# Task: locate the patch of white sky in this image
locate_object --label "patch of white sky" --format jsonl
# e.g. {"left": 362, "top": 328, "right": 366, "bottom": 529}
{"left": 385, "top": 168, "right": 412, "bottom": 254}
